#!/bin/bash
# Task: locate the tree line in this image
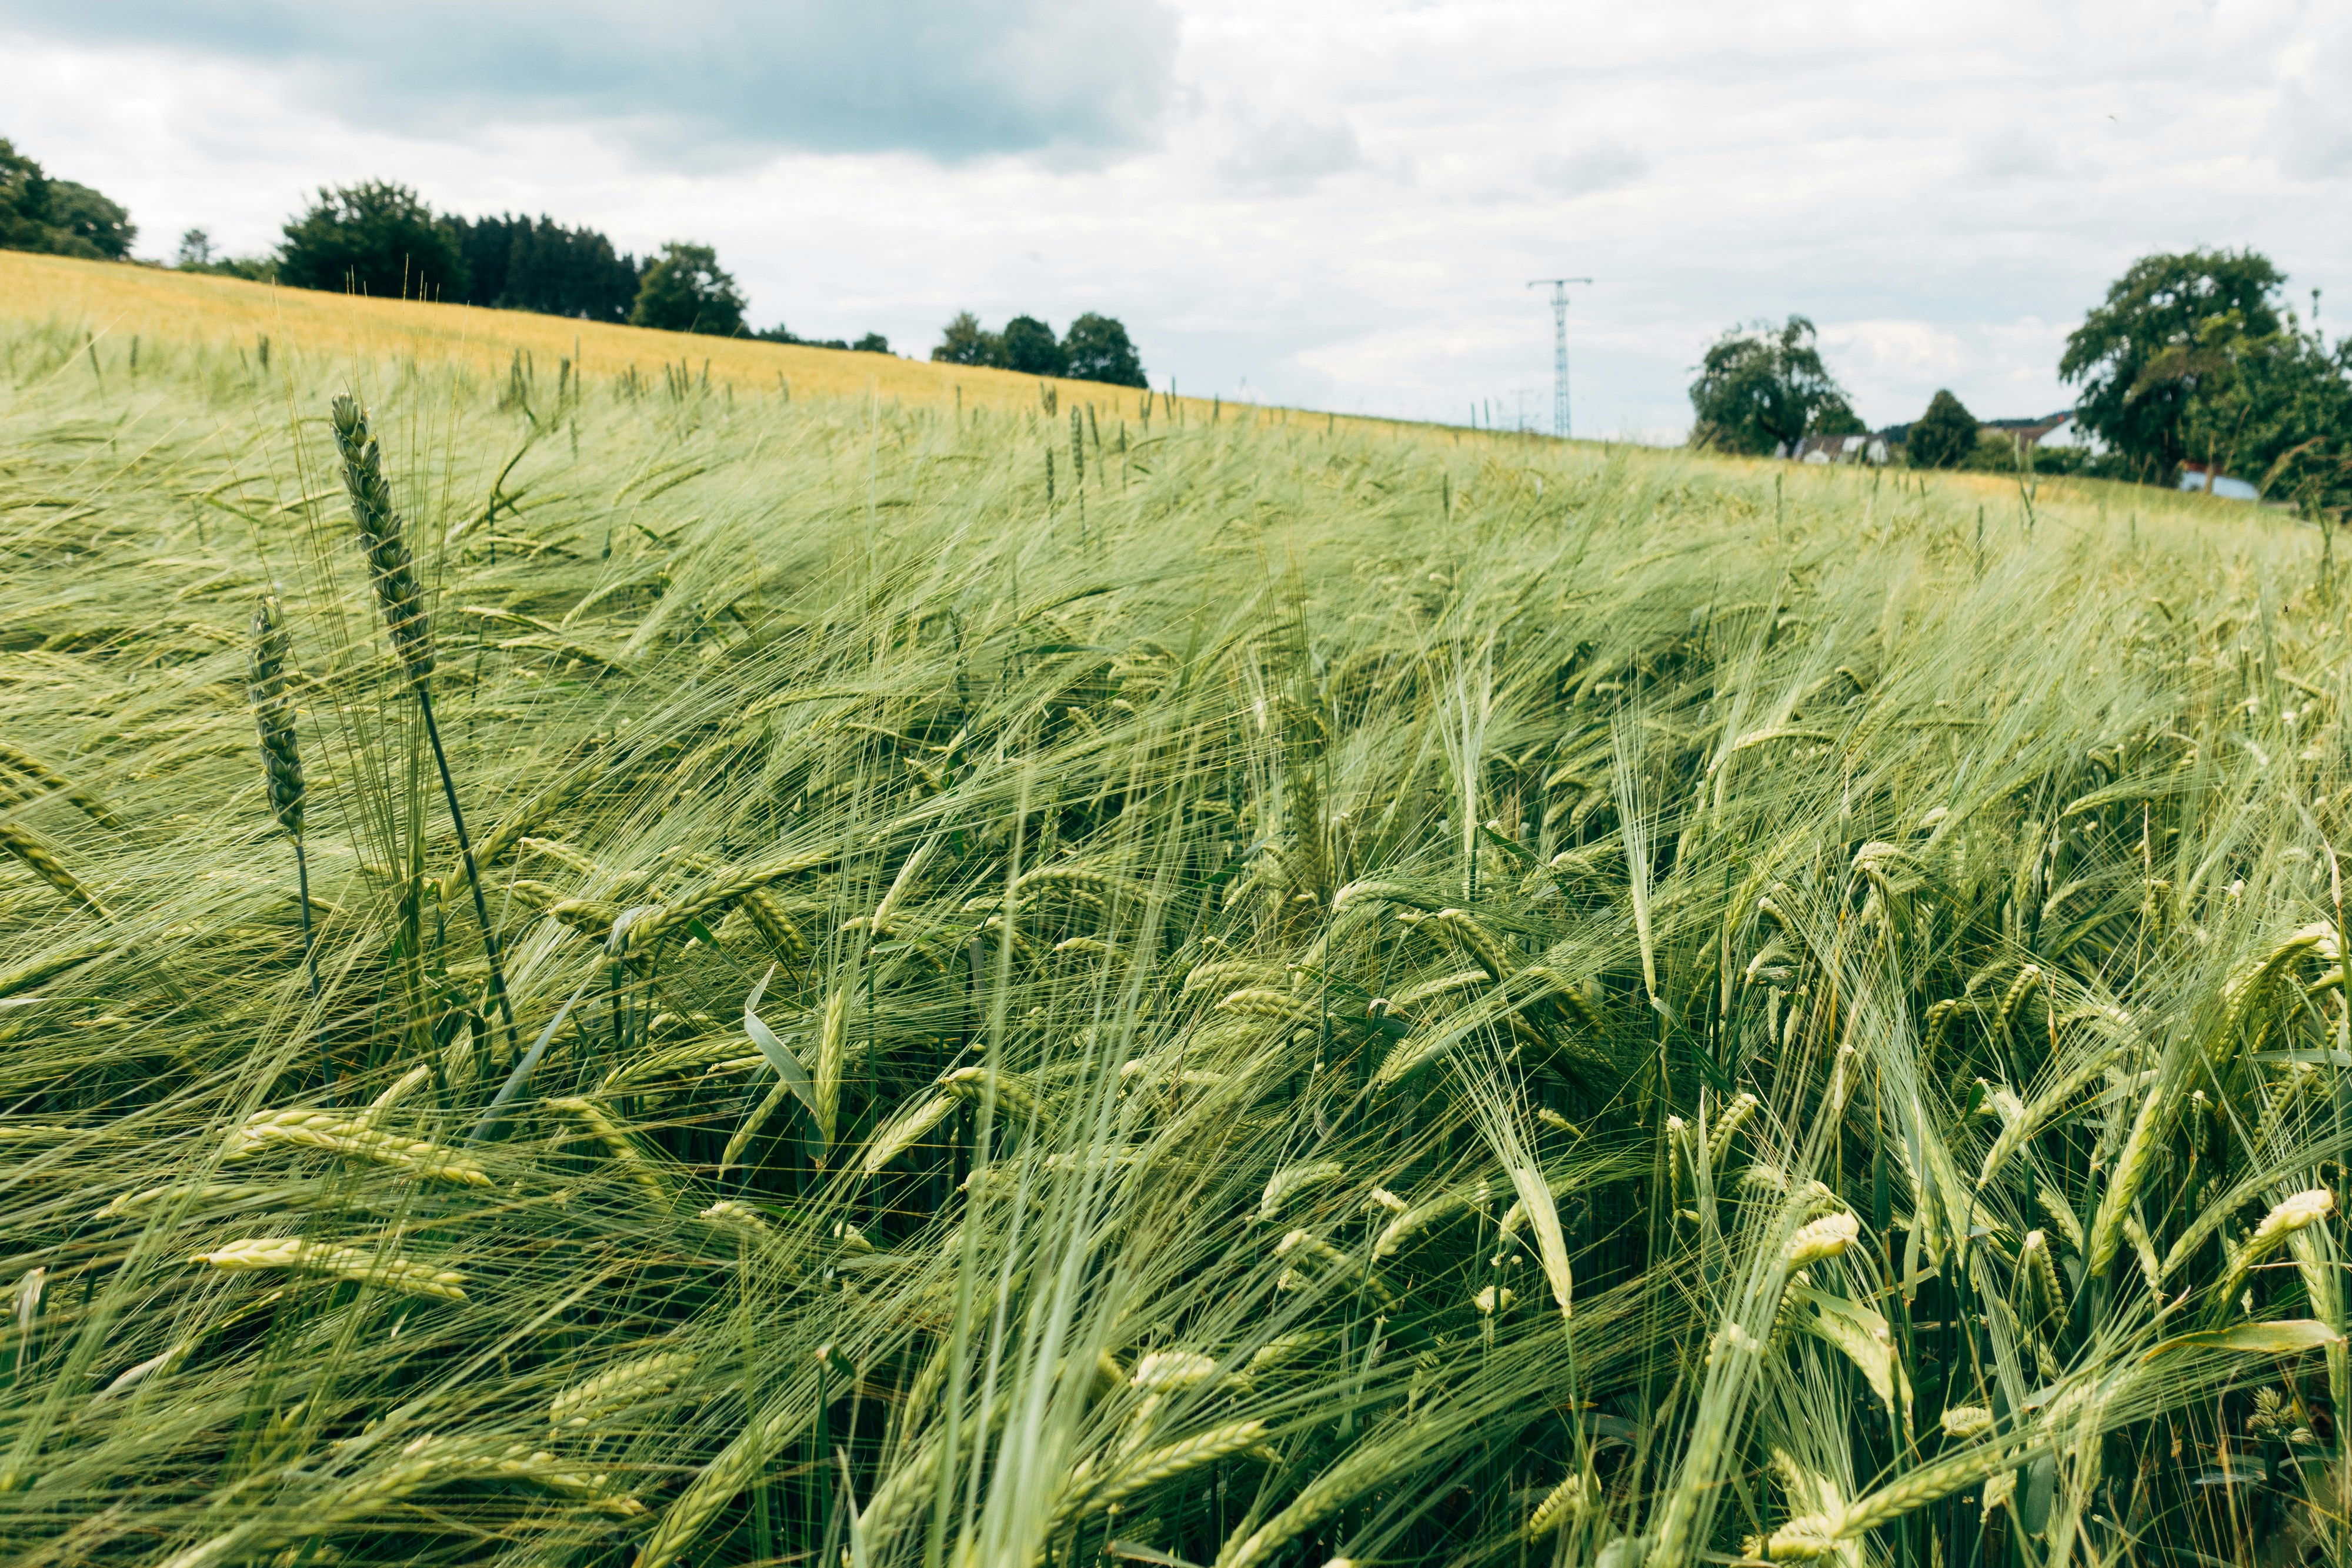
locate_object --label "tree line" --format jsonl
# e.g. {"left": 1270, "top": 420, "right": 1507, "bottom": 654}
{"left": 170, "top": 178, "right": 889, "bottom": 349}
{"left": 6, "top": 144, "right": 1158, "bottom": 388}
{"left": 1689, "top": 249, "right": 2352, "bottom": 510}
{"left": 929, "top": 311, "right": 1146, "bottom": 387}
{"left": 1, "top": 138, "right": 136, "bottom": 262}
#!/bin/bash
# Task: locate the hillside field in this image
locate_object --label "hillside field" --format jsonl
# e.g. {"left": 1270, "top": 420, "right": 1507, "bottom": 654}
{"left": 0, "top": 250, "right": 1406, "bottom": 435}
{"left": 0, "top": 300, "right": 2345, "bottom": 1568}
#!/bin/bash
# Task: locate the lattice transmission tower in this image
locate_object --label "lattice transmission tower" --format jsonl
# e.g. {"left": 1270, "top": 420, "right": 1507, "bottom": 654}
{"left": 1526, "top": 278, "right": 1592, "bottom": 439}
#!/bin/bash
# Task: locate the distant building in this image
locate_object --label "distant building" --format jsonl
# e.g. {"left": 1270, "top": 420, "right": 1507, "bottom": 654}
{"left": 1777, "top": 433, "right": 1889, "bottom": 464}
{"left": 2178, "top": 463, "right": 2259, "bottom": 502}
{"left": 1983, "top": 412, "right": 2070, "bottom": 445}
{"left": 2031, "top": 412, "right": 2101, "bottom": 452}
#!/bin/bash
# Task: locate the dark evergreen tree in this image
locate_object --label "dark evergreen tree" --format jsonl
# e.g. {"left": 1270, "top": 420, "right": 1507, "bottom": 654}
{"left": 279, "top": 181, "right": 466, "bottom": 301}
{"left": 453, "top": 215, "right": 643, "bottom": 322}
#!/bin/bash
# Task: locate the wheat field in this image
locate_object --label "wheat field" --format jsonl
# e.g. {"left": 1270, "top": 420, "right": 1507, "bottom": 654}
{"left": 0, "top": 307, "right": 2343, "bottom": 1568}
{"left": 0, "top": 251, "right": 1395, "bottom": 433}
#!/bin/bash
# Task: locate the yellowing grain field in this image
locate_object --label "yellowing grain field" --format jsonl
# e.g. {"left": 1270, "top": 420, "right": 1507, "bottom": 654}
{"left": 0, "top": 249, "right": 1394, "bottom": 433}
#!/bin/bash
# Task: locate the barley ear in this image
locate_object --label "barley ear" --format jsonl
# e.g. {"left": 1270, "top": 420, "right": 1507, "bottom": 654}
{"left": 331, "top": 396, "right": 515, "bottom": 1055}
{"left": 0, "top": 823, "right": 111, "bottom": 920}
{"left": 329, "top": 395, "right": 434, "bottom": 682}
{"left": 248, "top": 595, "right": 305, "bottom": 840}
{"left": 0, "top": 742, "right": 122, "bottom": 830}
{"left": 251, "top": 591, "right": 324, "bottom": 1023}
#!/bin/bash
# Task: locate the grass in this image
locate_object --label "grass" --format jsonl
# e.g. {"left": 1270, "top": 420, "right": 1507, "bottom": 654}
{"left": 0, "top": 306, "right": 2345, "bottom": 1568}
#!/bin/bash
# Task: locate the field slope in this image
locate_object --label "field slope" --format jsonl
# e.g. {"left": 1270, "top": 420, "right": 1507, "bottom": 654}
{"left": 2, "top": 249, "right": 1386, "bottom": 432}
{"left": 0, "top": 319, "right": 2342, "bottom": 1568}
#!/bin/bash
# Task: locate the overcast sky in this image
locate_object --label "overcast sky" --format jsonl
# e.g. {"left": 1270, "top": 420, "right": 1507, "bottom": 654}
{"left": 6, "top": 0, "right": 2349, "bottom": 439}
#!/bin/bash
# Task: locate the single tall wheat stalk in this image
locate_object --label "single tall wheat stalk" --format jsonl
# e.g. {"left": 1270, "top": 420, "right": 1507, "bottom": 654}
{"left": 248, "top": 594, "right": 323, "bottom": 1072}
{"left": 330, "top": 395, "right": 516, "bottom": 1058}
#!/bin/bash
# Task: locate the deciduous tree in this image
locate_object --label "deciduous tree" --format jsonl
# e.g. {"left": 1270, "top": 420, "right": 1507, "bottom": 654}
{"left": 1, "top": 139, "right": 135, "bottom": 261}
{"left": 279, "top": 181, "right": 466, "bottom": 301}
{"left": 2059, "top": 248, "right": 2286, "bottom": 482}
{"left": 1061, "top": 312, "right": 1146, "bottom": 387}
{"left": 1000, "top": 315, "right": 1066, "bottom": 376}
{"left": 1687, "top": 316, "right": 1854, "bottom": 455}
{"left": 629, "top": 242, "right": 746, "bottom": 337}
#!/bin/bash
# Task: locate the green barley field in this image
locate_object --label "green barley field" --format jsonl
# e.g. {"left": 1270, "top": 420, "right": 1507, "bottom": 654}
{"left": 2, "top": 316, "right": 2347, "bottom": 1568}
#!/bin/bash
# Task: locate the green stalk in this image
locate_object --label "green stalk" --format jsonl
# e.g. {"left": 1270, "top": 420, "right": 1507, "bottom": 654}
{"left": 330, "top": 395, "right": 517, "bottom": 1060}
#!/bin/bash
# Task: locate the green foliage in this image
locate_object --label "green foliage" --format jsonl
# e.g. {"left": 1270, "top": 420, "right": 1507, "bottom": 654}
{"left": 1907, "top": 389, "right": 1978, "bottom": 469}
{"left": 752, "top": 324, "right": 887, "bottom": 353}
{"left": 1060, "top": 312, "right": 1146, "bottom": 387}
{"left": 930, "top": 309, "right": 1000, "bottom": 366}
{"left": 453, "top": 215, "right": 642, "bottom": 323}
{"left": 2059, "top": 248, "right": 2286, "bottom": 481}
{"left": 278, "top": 181, "right": 467, "bottom": 301}
{"left": 1807, "top": 395, "right": 1866, "bottom": 437}
{"left": 629, "top": 242, "right": 747, "bottom": 337}
{"left": 173, "top": 228, "right": 276, "bottom": 283}
{"left": 7, "top": 325, "right": 2352, "bottom": 1568}
{"left": 0, "top": 138, "right": 135, "bottom": 261}
{"left": 2174, "top": 315, "right": 2352, "bottom": 509}
{"left": 1687, "top": 315, "right": 1854, "bottom": 454}
{"left": 2058, "top": 248, "right": 2352, "bottom": 506}
{"left": 930, "top": 311, "right": 1146, "bottom": 386}
{"left": 999, "top": 313, "right": 1065, "bottom": 376}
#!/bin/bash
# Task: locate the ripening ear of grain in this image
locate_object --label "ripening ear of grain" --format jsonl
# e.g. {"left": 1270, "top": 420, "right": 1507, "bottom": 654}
{"left": 5, "top": 303, "right": 2351, "bottom": 1568}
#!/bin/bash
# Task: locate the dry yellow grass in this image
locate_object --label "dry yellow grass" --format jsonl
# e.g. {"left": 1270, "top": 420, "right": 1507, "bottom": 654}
{"left": 0, "top": 249, "right": 1353, "bottom": 431}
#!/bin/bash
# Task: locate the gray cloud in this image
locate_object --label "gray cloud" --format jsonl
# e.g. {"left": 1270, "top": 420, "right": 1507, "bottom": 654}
{"left": 0, "top": 1, "right": 1179, "bottom": 162}
{"left": 2267, "top": 14, "right": 2352, "bottom": 182}
{"left": 1533, "top": 139, "right": 1647, "bottom": 197}
{"left": 1219, "top": 114, "right": 1363, "bottom": 191}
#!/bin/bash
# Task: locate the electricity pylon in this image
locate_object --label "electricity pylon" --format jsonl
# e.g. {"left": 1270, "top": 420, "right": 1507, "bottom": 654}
{"left": 1527, "top": 278, "right": 1593, "bottom": 439}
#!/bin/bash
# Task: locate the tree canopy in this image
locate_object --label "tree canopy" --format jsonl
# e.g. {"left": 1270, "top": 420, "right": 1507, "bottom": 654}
{"left": 278, "top": 181, "right": 466, "bottom": 301}
{"left": 999, "top": 315, "right": 1065, "bottom": 376}
{"left": 1061, "top": 312, "right": 1147, "bottom": 388}
{"left": 453, "top": 215, "right": 642, "bottom": 323}
{"left": 1687, "top": 316, "right": 1855, "bottom": 455}
{"left": 0, "top": 139, "right": 135, "bottom": 261}
{"left": 929, "top": 311, "right": 1147, "bottom": 386}
{"left": 1907, "top": 390, "right": 1979, "bottom": 469}
{"left": 2059, "top": 249, "right": 2287, "bottom": 481}
{"left": 2053, "top": 248, "right": 2352, "bottom": 506}
{"left": 932, "top": 311, "right": 1000, "bottom": 367}
{"left": 629, "top": 242, "right": 746, "bottom": 338}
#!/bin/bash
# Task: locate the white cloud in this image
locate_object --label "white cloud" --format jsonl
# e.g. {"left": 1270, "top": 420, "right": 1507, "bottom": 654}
{"left": 5, "top": 0, "right": 2349, "bottom": 439}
